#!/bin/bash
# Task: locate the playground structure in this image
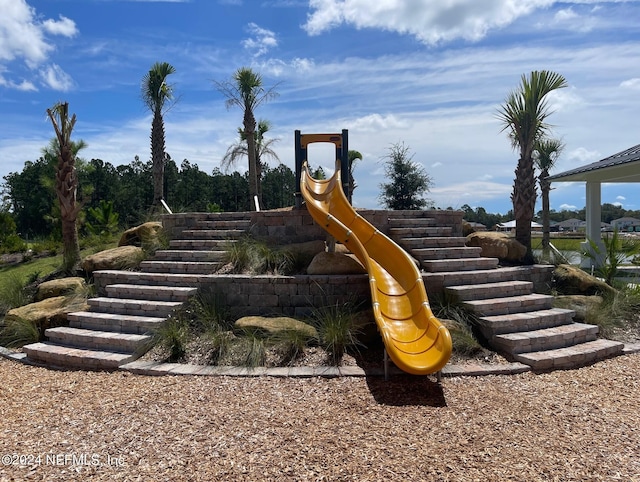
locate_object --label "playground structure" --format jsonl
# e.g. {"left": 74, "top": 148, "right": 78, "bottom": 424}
{"left": 296, "top": 131, "right": 452, "bottom": 375}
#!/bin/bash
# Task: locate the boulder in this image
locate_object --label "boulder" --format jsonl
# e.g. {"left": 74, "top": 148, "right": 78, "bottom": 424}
{"left": 234, "top": 316, "right": 318, "bottom": 339}
{"left": 552, "top": 264, "right": 616, "bottom": 296}
{"left": 82, "top": 245, "right": 145, "bottom": 273}
{"left": 118, "top": 221, "right": 163, "bottom": 248}
{"left": 553, "top": 295, "right": 604, "bottom": 322}
{"left": 35, "top": 277, "right": 86, "bottom": 302}
{"left": 5, "top": 296, "right": 89, "bottom": 338}
{"left": 466, "top": 232, "right": 526, "bottom": 262}
{"left": 306, "top": 251, "right": 366, "bottom": 275}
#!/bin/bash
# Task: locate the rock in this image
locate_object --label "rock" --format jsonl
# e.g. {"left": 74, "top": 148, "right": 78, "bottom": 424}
{"left": 306, "top": 251, "right": 366, "bottom": 275}
{"left": 466, "top": 232, "right": 526, "bottom": 262}
{"left": 118, "top": 222, "right": 163, "bottom": 248}
{"left": 5, "top": 296, "right": 89, "bottom": 339}
{"left": 553, "top": 295, "right": 604, "bottom": 322}
{"left": 82, "top": 245, "right": 145, "bottom": 273}
{"left": 35, "top": 277, "right": 87, "bottom": 302}
{"left": 552, "top": 264, "right": 616, "bottom": 296}
{"left": 234, "top": 316, "right": 318, "bottom": 339}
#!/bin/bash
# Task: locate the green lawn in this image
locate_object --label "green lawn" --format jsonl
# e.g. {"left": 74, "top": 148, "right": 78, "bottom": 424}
{"left": 532, "top": 237, "right": 583, "bottom": 251}
{"left": 0, "top": 241, "right": 118, "bottom": 290}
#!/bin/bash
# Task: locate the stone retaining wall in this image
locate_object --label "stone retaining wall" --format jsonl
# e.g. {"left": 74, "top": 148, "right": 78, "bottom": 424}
{"left": 95, "top": 265, "right": 553, "bottom": 319}
{"left": 161, "top": 208, "right": 464, "bottom": 245}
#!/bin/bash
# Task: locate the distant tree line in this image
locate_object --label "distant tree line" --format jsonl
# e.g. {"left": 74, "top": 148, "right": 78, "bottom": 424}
{"left": 460, "top": 203, "right": 640, "bottom": 231}
{"left": 1, "top": 154, "right": 295, "bottom": 240}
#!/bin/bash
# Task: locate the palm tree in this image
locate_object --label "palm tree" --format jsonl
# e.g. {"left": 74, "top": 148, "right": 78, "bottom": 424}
{"left": 221, "top": 119, "right": 280, "bottom": 202}
{"left": 141, "top": 61, "right": 176, "bottom": 209}
{"left": 497, "top": 70, "right": 567, "bottom": 263}
{"left": 347, "top": 149, "right": 363, "bottom": 202}
{"left": 46, "top": 102, "right": 82, "bottom": 273}
{"left": 215, "top": 67, "right": 279, "bottom": 210}
{"left": 534, "top": 137, "right": 564, "bottom": 261}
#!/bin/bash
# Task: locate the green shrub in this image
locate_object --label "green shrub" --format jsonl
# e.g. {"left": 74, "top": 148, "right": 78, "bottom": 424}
{"left": 190, "top": 287, "right": 231, "bottom": 332}
{"left": 0, "top": 273, "right": 31, "bottom": 315}
{"left": 431, "top": 293, "right": 485, "bottom": 356}
{"left": 0, "top": 316, "right": 39, "bottom": 348}
{"left": 585, "top": 286, "right": 640, "bottom": 338}
{"left": 237, "top": 328, "right": 266, "bottom": 367}
{"left": 309, "top": 301, "right": 363, "bottom": 365}
{"left": 271, "top": 329, "right": 314, "bottom": 366}
{"left": 0, "top": 234, "right": 27, "bottom": 254}
{"left": 152, "top": 315, "right": 189, "bottom": 362}
{"left": 225, "top": 236, "right": 296, "bottom": 275}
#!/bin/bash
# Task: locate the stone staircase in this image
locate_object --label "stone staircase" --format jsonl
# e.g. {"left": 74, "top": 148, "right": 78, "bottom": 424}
{"left": 22, "top": 216, "right": 251, "bottom": 370}
{"left": 388, "top": 214, "right": 624, "bottom": 371}
{"left": 22, "top": 211, "right": 625, "bottom": 372}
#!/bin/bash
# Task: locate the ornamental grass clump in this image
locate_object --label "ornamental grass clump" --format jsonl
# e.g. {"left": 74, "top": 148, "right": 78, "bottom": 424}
{"left": 310, "top": 301, "right": 364, "bottom": 366}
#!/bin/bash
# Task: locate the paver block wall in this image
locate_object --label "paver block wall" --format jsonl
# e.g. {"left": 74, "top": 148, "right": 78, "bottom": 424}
{"left": 161, "top": 208, "right": 465, "bottom": 244}
{"left": 95, "top": 266, "right": 552, "bottom": 319}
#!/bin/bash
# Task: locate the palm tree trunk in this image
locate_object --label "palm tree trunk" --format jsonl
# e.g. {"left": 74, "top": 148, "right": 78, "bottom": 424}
{"left": 151, "top": 109, "right": 166, "bottom": 208}
{"left": 56, "top": 144, "right": 81, "bottom": 272}
{"left": 512, "top": 157, "right": 536, "bottom": 263}
{"left": 541, "top": 175, "right": 551, "bottom": 261}
{"left": 244, "top": 110, "right": 259, "bottom": 210}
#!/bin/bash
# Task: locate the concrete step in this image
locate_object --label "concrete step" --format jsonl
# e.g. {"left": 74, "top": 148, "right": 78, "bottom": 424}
{"left": 463, "top": 293, "right": 554, "bottom": 316}
{"left": 513, "top": 339, "right": 624, "bottom": 371}
{"left": 153, "top": 250, "right": 226, "bottom": 262}
{"left": 389, "top": 226, "right": 452, "bottom": 237}
{"left": 105, "top": 284, "right": 197, "bottom": 302}
{"left": 397, "top": 237, "right": 467, "bottom": 249}
{"left": 87, "top": 297, "right": 182, "bottom": 318}
{"left": 492, "top": 323, "right": 599, "bottom": 354}
{"left": 140, "top": 260, "right": 223, "bottom": 274}
{"left": 23, "top": 342, "right": 136, "bottom": 370}
{"left": 424, "top": 266, "right": 552, "bottom": 288}
{"left": 412, "top": 246, "right": 482, "bottom": 260}
{"left": 477, "top": 308, "right": 575, "bottom": 337}
{"left": 445, "top": 280, "right": 534, "bottom": 301}
{"left": 196, "top": 220, "right": 251, "bottom": 229}
{"left": 388, "top": 217, "right": 435, "bottom": 227}
{"left": 169, "top": 239, "right": 233, "bottom": 250}
{"left": 422, "top": 257, "right": 499, "bottom": 272}
{"left": 93, "top": 270, "right": 202, "bottom": 288}
{"left": 180, "top": 229, "right": 246, "bottom": 239}
{"left": 68, "top": 311, "right": 165, "bottom": 334}
{"left": 45, "top": 326, "right": 151, "bottom": 352}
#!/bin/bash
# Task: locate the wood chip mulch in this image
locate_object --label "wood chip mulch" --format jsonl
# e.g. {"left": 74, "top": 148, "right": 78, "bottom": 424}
{"left": 0, "top": 354, "right": 638, "bottom": 481}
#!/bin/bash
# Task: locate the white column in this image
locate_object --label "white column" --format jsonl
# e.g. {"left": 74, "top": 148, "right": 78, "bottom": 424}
{"left": 581, "top": 181, "right": 603, "bottom": 269}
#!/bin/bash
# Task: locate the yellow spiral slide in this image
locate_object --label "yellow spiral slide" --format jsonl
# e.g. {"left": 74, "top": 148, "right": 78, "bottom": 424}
{"left": 300, "top": 161, "right": 452, "bottom": 375}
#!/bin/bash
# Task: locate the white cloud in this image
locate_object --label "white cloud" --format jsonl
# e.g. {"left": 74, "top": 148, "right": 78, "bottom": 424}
{"left": 0, "top": 74, "right": 37, "bottom": 91}
{"left": 0, "top": 0, "right": 78, "bottom": 88}
{"left": 620, "top": 77, "right": 640, "bottom": 89}
{"left": 567, "top": 147, "right": 601, "bottom": 164}
{"left": 40, "top": 64, "right": 74, "bottom": 91}
{"left": 430, "top": 180, "right": 512, "bottom": 208}
{"left": 303, "top": 0, "right": 554, "bottom": 44}
{"left": 616, "top": 195, "right": 626, "bottom": 201}
{"left": 42, "top": 15, "right": 78, "bottom": 37}
{"left": 559, "top": 203, "right": 578, "bottom": 211}
{"left": 242, "top": 23, "right": 278, "bottom": 57}
{"left": 347, "top": 113, "right": 407, "bottom": 132}
{"left": 554, "top": 7, "right": 579, "bottom": 22}
{"left": 548, "top": 6, "right": 598, "bottom": 32}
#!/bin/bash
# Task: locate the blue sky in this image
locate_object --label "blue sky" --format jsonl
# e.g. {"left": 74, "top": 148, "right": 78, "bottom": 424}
{"left": 1, "top": 0, "right": 640, "bottom": 215}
